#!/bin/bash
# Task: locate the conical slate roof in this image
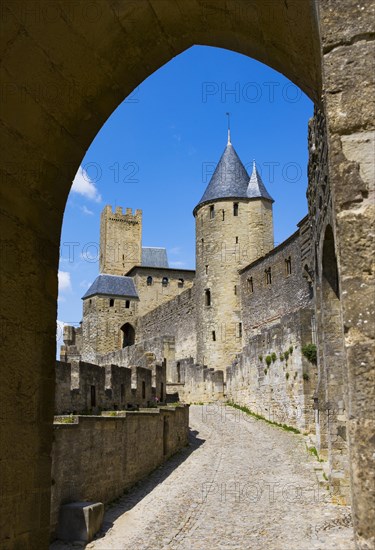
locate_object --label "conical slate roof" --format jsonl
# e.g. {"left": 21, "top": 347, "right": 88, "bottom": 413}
{"left": 194, "top": 141, "right": 273, "bottom": 215}
{"left": 193, "top": 141, "right": 249, "bottom": 215}
{"left": 247, "top": 161, "right": 274, "bottom": 202}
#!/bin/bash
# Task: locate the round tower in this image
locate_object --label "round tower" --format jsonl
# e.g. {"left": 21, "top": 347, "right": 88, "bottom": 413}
{"left": 193, "top": 135, "right": 274, "bottom": 371}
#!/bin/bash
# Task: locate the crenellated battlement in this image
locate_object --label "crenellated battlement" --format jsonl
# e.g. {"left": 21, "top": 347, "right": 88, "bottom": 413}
{"left": 55, "top": 360, "right": 166, "bottom": 414}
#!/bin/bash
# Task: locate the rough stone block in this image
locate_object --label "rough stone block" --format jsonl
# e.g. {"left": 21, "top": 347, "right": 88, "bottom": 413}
{"left": 57, "top": 502, "right": 104, "bottom": 543}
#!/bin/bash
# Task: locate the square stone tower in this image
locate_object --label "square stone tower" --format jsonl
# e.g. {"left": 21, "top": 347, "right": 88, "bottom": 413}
{"left": 100, "top": 205, "right": 142, "bottom": 275}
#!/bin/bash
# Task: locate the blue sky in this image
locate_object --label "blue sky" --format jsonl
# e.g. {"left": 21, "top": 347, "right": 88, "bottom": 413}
{"left": 57, "top": 45, "right": 313, "bottom": 347}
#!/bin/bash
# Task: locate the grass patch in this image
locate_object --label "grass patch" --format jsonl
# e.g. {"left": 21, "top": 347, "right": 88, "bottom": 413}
{"left": 308, "top": 445, "right": 324, "bottom": 462}
{"left": 226, "top": 402, "right": 300, "bottom": 434}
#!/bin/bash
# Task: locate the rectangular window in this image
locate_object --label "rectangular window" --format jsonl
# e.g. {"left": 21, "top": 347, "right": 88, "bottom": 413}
{"left": 90, "top": 385, "right": 96, "bottom": 407}
{"left": 222, "top": 210, "right": 225, "bottom": 221}
{"left": 209, "top": 205, "right": 215, "bottom": 219}
{"left": 265, "top": 267, "right": 272, "bottom": 285}
{"left": 235, "top": 236, "right": 239, "bottom": 244}
{"left": 234, "top": 285, "right": 237, "bottom": 295}
{"left": 238, "top": 323, "right": 242, "bottom": 338}
{"left": 233, "top": 202, "right": 239, "bottom": 216}
{"left": 212, "top": 330, "right": 216, "bottom": 341}
{"left": 125, "top": 300, "right": 130, "bottom": 308}
{"left": 285, "top": 256, "right": 292, "bottom": 276}
{"left": 205, "top": 288, "right": 211, "bottom": 306}
{"left": 247, "top": 277, "right": 254, "bottom": 293}
{"left": 205, "top": 265, "right": 208, "bottom": 274}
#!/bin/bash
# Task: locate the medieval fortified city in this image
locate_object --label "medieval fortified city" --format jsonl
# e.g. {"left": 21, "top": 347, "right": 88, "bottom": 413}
{"left": 0, "top": 1, "right": 374, "bottom": 550}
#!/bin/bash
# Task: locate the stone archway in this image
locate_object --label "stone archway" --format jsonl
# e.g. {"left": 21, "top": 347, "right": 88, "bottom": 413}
{"left": 1, "top": 1, "right": 373, "bottom": 547}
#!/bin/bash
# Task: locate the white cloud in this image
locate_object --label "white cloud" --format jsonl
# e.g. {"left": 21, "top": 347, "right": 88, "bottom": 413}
{"left": 79, "top": 280, "right": 91, "bottom": 289}
{"left": 169, "top": 246, "right": 182, "bottom": 255}
{"left": 56, "top": 320, "right": 66, "bottom": 344}
{"left": 81, "top": 205, "right": 94, "bottom": 215}
{"left": 58, "top": 270, "right": 72, "bottom": 292}
{"left": 170, "top": 261, "right": 186, "bottom": 268}
{"left": 71, "top": 165, "right": 102, "bottom": 203}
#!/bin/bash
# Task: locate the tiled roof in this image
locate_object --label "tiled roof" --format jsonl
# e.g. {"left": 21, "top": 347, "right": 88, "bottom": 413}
{"left": 141, "top": 247, "right": 169, "bottom": 268}
{"left": 82, "top": 274, "right": 139, "bottom": 300}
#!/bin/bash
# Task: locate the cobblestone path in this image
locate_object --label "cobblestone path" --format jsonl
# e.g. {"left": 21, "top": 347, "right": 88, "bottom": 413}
{"left": 54, "top": 404, "right": 354, "bottom": 550}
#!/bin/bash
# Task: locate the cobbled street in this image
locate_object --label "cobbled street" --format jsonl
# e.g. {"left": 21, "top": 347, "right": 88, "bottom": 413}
{"left": 52, "top": 404, "right": 354, "bottom": 550}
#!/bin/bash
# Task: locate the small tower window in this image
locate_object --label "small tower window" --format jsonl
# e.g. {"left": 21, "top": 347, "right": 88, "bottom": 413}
{"left": 234, "top": 285, "right": 237, "bottom": 295}
{"left": 205, "top": 265, "right": 208, "bottom": 275}
{"left": 178, "top": 278, "right": 184, "bottom": 288}
{"left": 235, "top": 236, "right": 239, "bottom": 244}
{"left": 209, "top": 205, "right": 215, "bottom": 219}
{"left": 238, "top": 322, "right": 242, "bottom": 338}
{"left": 89, "top": 299, "right": 92, "bottom": 307}
{"left": 162, "top": 277, "right": 169, "bottom": 287}
{"left": 205, "top": 288, "right": 211, "bottom": 306}
{"left": 265, "top": 267, "right": 272, "bottom": 285}
{"left": 212, "top": 330, "right": 216, "bottom": 341}
{"left": 247, "top": 277, "right": 254, "bottom": 293}
{"left": 125, "top": 300, "right": 130, "bottom": 309}
{"left": 285, "top": 256, "right": 292, "bottom": 276}
{"left": 109, "top": 298, "right": 114, "bottom": 307}
{"left": 222, "top": 210, "right": 225, "bottom": 221}
{"left": 233, "top": 202, "right": 239, "bottom": 216}
{"left": 147, "top": 276, "right": 153, "bottom": 286}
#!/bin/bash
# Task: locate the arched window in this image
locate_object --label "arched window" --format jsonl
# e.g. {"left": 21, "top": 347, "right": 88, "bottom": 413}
{"left": 205, "top": 288, "right": 211, "bottom": 306}
{"left": 265, "top": 267, "right": 272, "bottom": 285}
{"left": 109, "top": 298, "right": 114, "bottom": 307}
{"left": 209, "top": 204, "right": 215, "bottom": 219}
{"left": 147, "top": 276, "right": 153, "bottom": 286}
{"left": 121, "top": 323, "right": 135, "bottom": 348}
{"left": 233, "top": 202, "right": 239, "bottom": 216}
{"left": 162, "top": 277, "right": 169, "bottom": 287}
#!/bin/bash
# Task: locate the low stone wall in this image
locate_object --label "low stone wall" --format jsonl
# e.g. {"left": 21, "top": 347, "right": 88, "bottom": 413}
{"left": 167, "top": 359, "right": 225, "bottom": 403}
{"left": 51, "top": 405, "right": 189, "bottom": 538}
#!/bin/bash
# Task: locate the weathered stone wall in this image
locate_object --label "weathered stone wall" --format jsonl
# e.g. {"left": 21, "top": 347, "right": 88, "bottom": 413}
{"left": 224, "top": 221, "right": 316, "bottom": 432}
{"left": 100, "top": 205, "right": 142, "bottom": 275}
{"left": 55, "top": 360, "right": 166, "bottom": 414}
{"left": 226, "top": 308, "right": 316, "bottom": 432}
{"left": 167, "top": 359, "right": 225, "bottom": 403}
{"left": 195, "top": 198, "right": 273, "bottom": 372}
{"left": 129, "top": 267, "right": 195, "bottom": 318}
{"left": 239, "top": 219, "right": 312, "bottom": 341}
{"left": 138, "top": 287, "right": 197, "bottom": 369}
{"left": 80, "top": 294, "right": 138, "bottom": 362}
{"left": 50, "top": 406, "right": 189, "bottom": 537}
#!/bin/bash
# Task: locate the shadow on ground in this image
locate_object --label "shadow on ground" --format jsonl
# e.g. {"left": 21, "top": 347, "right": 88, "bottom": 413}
{"left": 50, "top": 427, "right": 205, "bottom": 548}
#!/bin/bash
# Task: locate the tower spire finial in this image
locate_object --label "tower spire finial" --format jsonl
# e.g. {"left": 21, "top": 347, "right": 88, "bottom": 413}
{"left": 226, "top": 112, "right": 231, "bottom": 144}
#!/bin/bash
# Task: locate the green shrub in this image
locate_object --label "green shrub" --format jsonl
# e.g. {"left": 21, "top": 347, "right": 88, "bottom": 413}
{"left": 285, "top": 372, "right": 290, "bottom": 380}
{"left": 294, "top": 372, "right": 298, "bottom": 380}
{"left": 284, "top": 350, "right": 290, "bottom": 361}
{"left": 289, "top": 345, "right": 294, "bottom": 354}
{"left": 265, "top": 355, "right": 272, "bottom": 366}
{"left": 303, "top": 372, "right": 310, "bottom": 381}
{"left": 258, "top": 355, "right": 263, "bottom": 362}
{"left": 302, "top": 343, "right": 317, "bottom": 364}
{"left": 271, "top": 352, "right": 277, "bottom": 363}
{"left": 264, "top": 368, "right": 268, "bottom": 375}
{"left": 279, "top": 353, "right": 285, "bottom": 361}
